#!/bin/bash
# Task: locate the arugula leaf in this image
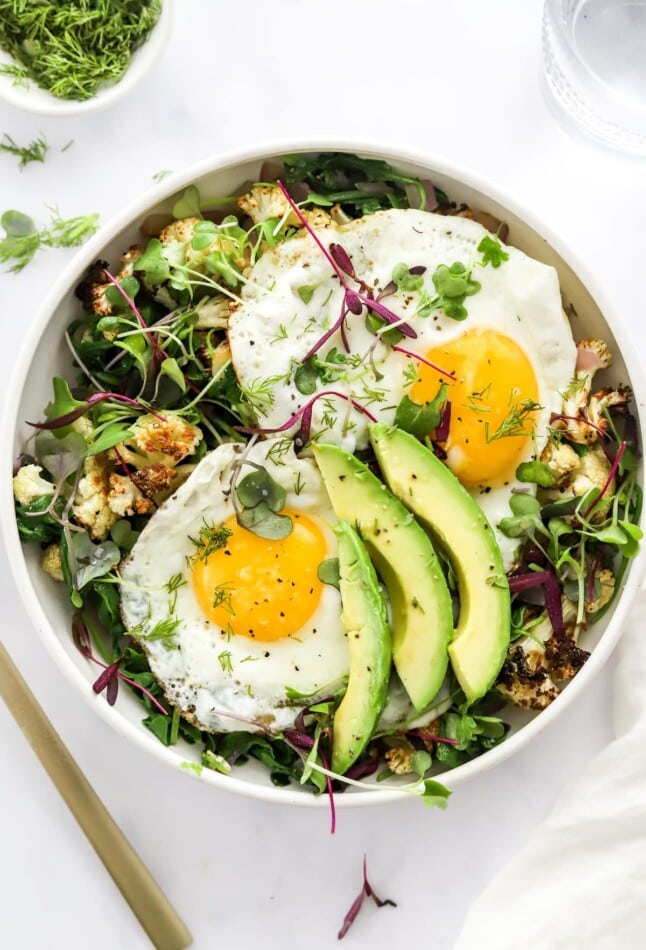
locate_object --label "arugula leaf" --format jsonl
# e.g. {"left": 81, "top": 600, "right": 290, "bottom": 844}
{"left": 86, "top": 423, "right": 134, "bottom": 457}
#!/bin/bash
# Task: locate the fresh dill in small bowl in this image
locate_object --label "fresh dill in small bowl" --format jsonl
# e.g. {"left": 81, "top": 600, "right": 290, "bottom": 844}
{"left": 0, "top": 0, "right": 163, "bottom": 102}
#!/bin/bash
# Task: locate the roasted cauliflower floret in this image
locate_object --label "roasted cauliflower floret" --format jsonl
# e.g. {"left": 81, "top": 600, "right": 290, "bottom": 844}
{"left": 540, "top": 441, "right": 579, "bottom": 488}
{"left": 585, "top": 568, "right": 615, "bottom": 615}
{"left": 496, "top": 598, "right": 589, "bottom": 710}
{"left": 158, "top": 217, "right": 201, "bottom": 245}
{"left": 117, "top": 412, "right": 202, "bottom": 468}
{"left": 107, "top": 473, "right": 154, "bottom": 517}
{"left": 194, "top": 294, "right": 231, "bottom": 329}
{"left": 72, "top": 455, "right": 118, "bottom": 541}
{"left": 76, "top": 247, "right": 143, "bottom": 319}
{"left": 237, "top": 184, "right": 332, "bottom": 230}
{"left": 383, "top": 737, "right": 416, "bottom": 775}
{"left": 130, "top": 463, "right": 182, "bottom": 501}
{"left": 551, "top": 338, "right": 622, "bottom": 444}
{"left": 12, "top": 464, "right": 54, "bottom": 506}
{"left": 41, "top": 543, "right": 64, "bottom": 582}
{"left": 570, "top": 445, "right": 614, "bottom": 520}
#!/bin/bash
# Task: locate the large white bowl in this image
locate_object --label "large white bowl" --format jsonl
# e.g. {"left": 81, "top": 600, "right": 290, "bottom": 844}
{"left": 0, "top": 1, "right": 173, "bottom": 116}
{"left": 3, "top": 141, "right": 645, "bottom": 807}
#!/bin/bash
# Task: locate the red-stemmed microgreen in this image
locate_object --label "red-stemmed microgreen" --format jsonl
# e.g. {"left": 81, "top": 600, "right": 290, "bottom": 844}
{"left": 338, "top": 856, "right": 397, "bottom": 940}
{"left": 28, "top": 391, "right": 164, "bottom": 430}
{"left": 390, "top": 343, "right": 456, "bottom": 381}
{"left": 283, "top": 726, "right": 336, "bottom": 834}
{"left": 104, "top": 270, "right": 166, "bottom": 369}
{"left": 276, "top": 180, "right": 418, "bottom": 355}
{"left": 406, "top": 731, "right": 459, "bottom": 746}
{"left": 72, "top": 612, "right": 168, "bottom": 714}
{"left": 235, "top": 389, "right": 378, "bottom": 447}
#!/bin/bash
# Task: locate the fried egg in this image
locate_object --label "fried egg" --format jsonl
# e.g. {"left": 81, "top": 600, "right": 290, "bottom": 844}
{"left": 120, "top": 439, "right": 350, "bottom": 733}
{"left": 229, "top": 209, "right": 577, "bottom": 566}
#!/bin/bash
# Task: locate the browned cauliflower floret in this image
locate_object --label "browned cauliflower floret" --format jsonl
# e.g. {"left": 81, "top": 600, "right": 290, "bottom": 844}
{"left": 194, "top": 295, "right": 231, "bottom": 329}
{"left": 585, "top": 568, "right": 615, "bottom": 615}
{"left": 41, "top": 543, "right": 64, "bottom": 582}
{"left": 496, "top": 641, "right": 559, "bottom": 710}
{"left": 552, "top": 339, "right": 617, "bottom": 444}
{"left": 117, "top": 412, "right": 202, "bottom": 469}
{"left": 13, "top": 464, "right": 54, "bottom": 506}
{"left": 237, "top": 185, "right": 332, "bottom": 230}
{"left": 383, "top": 737, "right": 417, "bottom": 775}
{"left": 497, "top": 598, "right": 589, "bottom": 709}
{"left": 72, "top": 454, "right": 118, "bottom": 541}
{"left": 158, "top": 217, "right": 201, "bottom": 245}
{"left": 107, "top": 473, "right": 154, "bottom": 517}
{"left": 570, "top": 445, "right": 614, "bottom": 521}
{"left": 130, "top": 463, "right": 181, "bottom": 500}
{"left": 586, "top": 386, "right": 631, "bottom": 430}
{"left": 540, "top": 441, "right": 579, "bottom": 488}
{"left": 76, "top": 246, "right": 143, "bottom": 319}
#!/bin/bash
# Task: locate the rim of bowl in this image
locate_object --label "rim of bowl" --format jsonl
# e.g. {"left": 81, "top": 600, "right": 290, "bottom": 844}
{"left": 2, "top": 137, "right": 645, "bottom": 808}
{"left": 0, "top": 0, "right": 174, "bottom": 117}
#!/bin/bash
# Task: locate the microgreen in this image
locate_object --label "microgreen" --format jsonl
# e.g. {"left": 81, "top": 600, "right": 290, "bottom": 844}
{"left": 516, "top": 460, "right": 555, "bottom": 488}
{"left": 0, "top": 62, "right": 29, "bottom": 87}
{"left": 394, "top": 383, "right": 448, "bottom": 439}
{"left": 498, "top": 493, "right": 548, "bottom": 540}
{"left": 317, "top": 557, "right": 340, "bottom": 589}
{"left": 477, "top": 234, "right": 509, "bottom": 268}
{"left": 235, "top": 466, "right": 293, "bottom": 540}
{"left": 0, "top": 0, "right": 162, "bottom": 101}
{"left": 69, "top": 531, "right": 121, "bottom": 590}
{"left": 0, "top": 208, "right": 99, "bottom": 272}
{"left": 236, "top": 389, "right": 377, "bottom": 447}
{"left": 390, "top": 343, "right": 456, "bottom": 381}
{"left": 276, "top": 181, "right": 418, "bottom": 359}
{"left": 338, "top": 856, "right": 397, "bottom": 940}
{"left": 0, "top": 133, "right": 48, "bottom": 169}
{"left": 430, "top": 261, "right": 481, "bottom": 320}
{"left": 72, "top": 612, "right": 168, "bottom": 715}
{"left": 392, "top": 262, "right": 426, "bottom": 292}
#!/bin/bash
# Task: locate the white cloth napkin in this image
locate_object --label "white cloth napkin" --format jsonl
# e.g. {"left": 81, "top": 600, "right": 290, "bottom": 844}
{"left": 454, "top": 590, "right": 646, "bottom": 950}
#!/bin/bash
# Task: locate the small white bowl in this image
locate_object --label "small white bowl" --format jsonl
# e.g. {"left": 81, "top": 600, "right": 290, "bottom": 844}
{"left": 0, "top": 1, "right": 173, "bottom": 116}
{"left": 2, "top": 140, "right": 645, "bottom": 808}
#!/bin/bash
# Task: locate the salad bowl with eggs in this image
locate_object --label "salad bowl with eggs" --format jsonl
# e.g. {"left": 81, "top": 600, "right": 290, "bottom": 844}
{"left": 4, "top": 144, "right": 645, "bottom": 808}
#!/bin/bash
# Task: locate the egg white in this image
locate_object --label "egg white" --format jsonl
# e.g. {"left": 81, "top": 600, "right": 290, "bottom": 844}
{"left": 120, "top": 439, "right": 349, "bottom": 733}
{"left": 229, "top": 209, "right": 577, "bottom": 566}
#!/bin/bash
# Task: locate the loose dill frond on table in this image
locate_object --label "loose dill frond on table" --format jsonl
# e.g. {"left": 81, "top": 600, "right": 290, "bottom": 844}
{"left": 0, "top": 0, "right": 162, "bottom": 101}
{"left": 0, "top": 133, "right": 49, "bottom": 169}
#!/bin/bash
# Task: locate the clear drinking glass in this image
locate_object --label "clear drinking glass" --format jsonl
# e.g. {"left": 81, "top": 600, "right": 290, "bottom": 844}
{"left": 543, "top": 0, "right": 646, "bottom": 155}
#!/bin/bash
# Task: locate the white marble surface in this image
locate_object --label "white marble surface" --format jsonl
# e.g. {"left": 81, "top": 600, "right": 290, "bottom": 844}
{"left": 0, "top": 2, "right": 644, "bottom": 948}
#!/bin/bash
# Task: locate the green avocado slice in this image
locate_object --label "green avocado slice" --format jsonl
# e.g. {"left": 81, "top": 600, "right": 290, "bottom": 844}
{"left": 313, "top": 442, "right": 452, "bottom": 712}
{"left": 369, "top": 423, "right": 511, "bottom": 705}
{"left": 331, "top": 520, "right": 392, "bottom": 775}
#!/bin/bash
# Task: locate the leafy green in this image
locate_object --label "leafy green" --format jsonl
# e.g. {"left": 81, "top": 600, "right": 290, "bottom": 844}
{"left": 430, "top": 262, "right": 481, "bottom": 321}
{"left": 70, "top": 531, "right": 120, "bottom": 590}
{"left": 516, "top": 460, "right": 555, "bottom": 487}
{"left": 392, "top": 262, "right": 425, "bottom": 292}
{"left": 419, "top": 779, "right": 452, "bottom": 809}
{"left": 237, "top": 502, "right": 292, "bottom": 540}
{"left": 477, "top": 234, "right": 509, "bottom": 268}
{"left": 317, "top": 557, "right": 341, "bottom": 589}
{"left": 15, "top": 494, "right": 60, "bottom": 543}
{"left": 236, "top": 467, "right": 293, "bottom": 539}
{"left": 394, "top": 383, "right": 448, "bottom": 438}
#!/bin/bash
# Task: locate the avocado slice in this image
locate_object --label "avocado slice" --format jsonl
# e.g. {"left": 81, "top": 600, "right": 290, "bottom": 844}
{"left": 370, "top": 423, "right": 511, "bottom": 705}
{"left": 313, "top": 443, "right": 452, "bottom": 712}
{"left": 331, "top": 520, "right": 392, "bottom": 775}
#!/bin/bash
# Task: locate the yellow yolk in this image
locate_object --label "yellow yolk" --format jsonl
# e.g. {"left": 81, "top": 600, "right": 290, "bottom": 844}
{"left": 192, "top": 511, "right": 328, "bottom": 642}
{"left": 412, "top": 329, "right": 539, "bottom": 486}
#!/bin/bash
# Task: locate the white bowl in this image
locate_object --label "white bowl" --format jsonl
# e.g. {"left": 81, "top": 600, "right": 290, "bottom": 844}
{"left": 0, "top": 1, "right": 173, "bottom": 116}
{"left": 3, "top": 140, "right": 645, "bottom": 807}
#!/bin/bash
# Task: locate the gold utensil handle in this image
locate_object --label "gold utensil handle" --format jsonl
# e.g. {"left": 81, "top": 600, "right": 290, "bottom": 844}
{"left": 0, "top": 643, "right": 192, "bottom": 950}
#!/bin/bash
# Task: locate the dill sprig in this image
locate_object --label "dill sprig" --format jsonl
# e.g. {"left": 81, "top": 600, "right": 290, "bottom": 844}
{"left": 0, "top": 0, "right": 162, "bottom": 102}
{"left": 0, "top": 133, "right": 48, "bottom": 169}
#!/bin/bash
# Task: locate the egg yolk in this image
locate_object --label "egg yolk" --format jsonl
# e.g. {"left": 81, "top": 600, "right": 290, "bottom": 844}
{"left": 411, "top": 329, "right": 539, "bottom": 486}
{"left": 191, "top": 511, "right": 328, "bottom": 642}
